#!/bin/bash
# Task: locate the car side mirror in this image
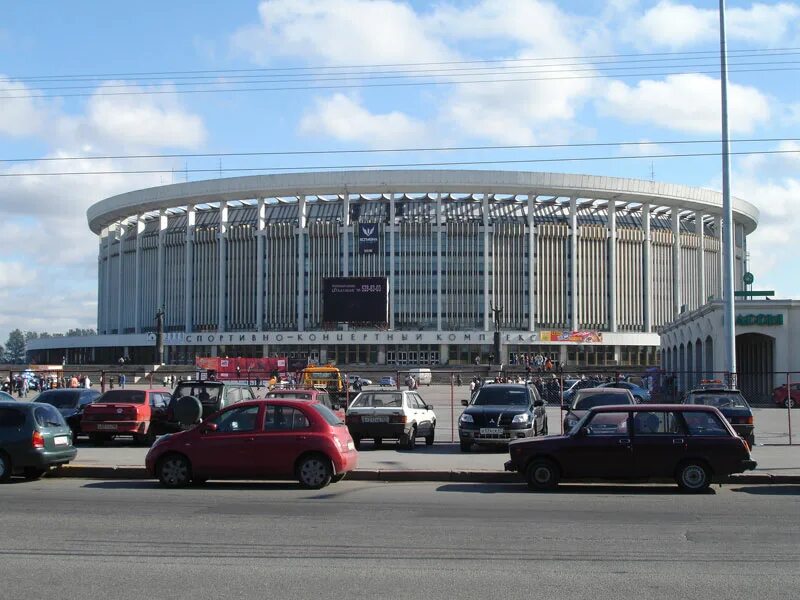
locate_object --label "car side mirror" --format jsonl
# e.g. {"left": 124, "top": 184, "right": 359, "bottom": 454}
{"left": 578, "top": 426, "right": 590, "bottom": 436}
{"left": 426, "top": 404, "right": 434, "bottom": 410}
{"left": 200, "top": 422, "right": 218, "bottom": 434}
{"left": 461, "top": 399, "right": 469, "bottom": 407}
{"left": 533, "top": 399, "right": 544, "bottom": 407}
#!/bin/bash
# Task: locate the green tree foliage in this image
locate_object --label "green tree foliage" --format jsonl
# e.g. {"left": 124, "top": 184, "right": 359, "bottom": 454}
{"left": 4, "top": 329, "right": 26, "bottom": 364}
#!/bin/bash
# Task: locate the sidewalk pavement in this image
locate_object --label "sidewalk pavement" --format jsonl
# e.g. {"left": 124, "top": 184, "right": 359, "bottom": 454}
{"left": 52, "top": 442, "right": 800, "bottom": 484}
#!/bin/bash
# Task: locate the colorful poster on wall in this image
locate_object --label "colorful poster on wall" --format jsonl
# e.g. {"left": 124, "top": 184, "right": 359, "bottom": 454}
{"left": 539, "top": 330, "right": 603, "bottom": 343}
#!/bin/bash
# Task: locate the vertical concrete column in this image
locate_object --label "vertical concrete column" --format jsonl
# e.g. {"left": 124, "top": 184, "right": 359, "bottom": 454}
{"left": 642, "top": 204, "right": 652, "bottom": 333}
{"left": 715, "top": 215, "right": 723, "bottom": 298}
{"left": 435, "top": 192, "right": 443, "bottom": 331}
{"left": 527, "top": 193, "right": 536, "bottom": 332}
{"left": 157, "top": 209, "right": 168, "bottom": 320}
{"left": 217, "top": 202, "right": 228, "bottom": 332}
{"left": 482, "top": 193, "right": 490, "bottom": 332}
{"left": 297, "top": 195, "right": 307, "bottom": 332}
{"left": 569, "top": 197, "right": 579, "bottom": 331}
{"left": 342, "top": 192, "right": 350, "bottom": 277}
{"left": 103, "top": 227, "right": 113, "bottom": 334}
{"left": 608, "top": 200, "right": 617, "bottom": 332}
{"left": 672, "top": 209, "right": 682, "bottom": 317}
{"left": 697, "top": 210, "right": 706, "bottom": 307}
{"left": 185, "top": 205, "right": 195, "bottom": 332}
{"left": 256, "top": 198, "right": 265, "bottom": 331}
{"left": 134, "top": 215, "right": 144, "bottom": 333}
{"left": 389, "top": 192, "right": 396, "bottom": 330}
{"left": 117, "top": 221, "right": 126, "bottom": 334}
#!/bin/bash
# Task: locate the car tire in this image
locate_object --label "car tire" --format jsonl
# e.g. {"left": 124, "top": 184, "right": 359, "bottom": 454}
{"left": 331, "top": 473, "right": 347, "bottom": 483}
{"left": 0, "top": 453, "right": 11, "bottom": 483}
{"left": 425, "top": 426, "right": 435, "bottom": 446}
{"left": 297, "top": 454, "right": 333, "bottom": 489}
{"left": 459, "top": 440, "right": 471, "bottom": 452}
{"left": 401, "top": 427, "right": 416, "bottom": 450}
{"left": 352, "top": 435, "right": 361, "bottom": 451}
{"left": 785, "top": 397, "right": 796, "bottom": 408}
{"left": 157, "top": 454, "right": 191, "bottom": 488}
{"left": 23, "top": 468, "right": 47, "bottom": 481}
{"left": 374, "top": 437, "right": 383, "bottom": 448}
{"left": 526, "top": 459, "right": 559, "bottom": 491}
{"left": 676, "top": 461, "right": 711, "bottom": 493}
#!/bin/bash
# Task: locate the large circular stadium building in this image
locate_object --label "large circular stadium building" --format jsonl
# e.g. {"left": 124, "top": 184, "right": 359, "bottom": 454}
{"left": 28, "top": 170, "right": 758, "bottom": 367}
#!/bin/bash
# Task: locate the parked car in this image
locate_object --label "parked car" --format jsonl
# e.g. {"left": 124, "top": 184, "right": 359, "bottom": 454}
{"left": 152, "top": 380, "right": 257, "bottom": 435}
{"left": 0, "top": 400, "right": 77, "bottom": 482}
{"left": 34, "top": 388, "right": 102, "bottom": 436}
{"left": 561, "top": 378, "right": 601, "bottom": 405}
{"left": 0, "top": 391, "right": 15, "bottom": 402}
{"left": 378, "top": 376, "right": 396, "bottom": 387}
{"left": 145, "top": 398, "right": 358, "bottom": 489}
{"left": 562, "top": 387, "right": 636, "bottom": 434}
{"left": 683, "top": 387, "right": 755, "bottom": 448}
{"left": 347, "top": 375, "right": 373, "bottom": 388}
{"left": 458, "top": 383, "right": 547, "bottom": 452}
{"left": 772, "top": 383, "right": 800, "bottom": 408}
{"left": 345, "top": 390, "right": 436, "bottom": 449}
{"left": 599, "top": 381, "right": 651, "bottom": 403}
{"left": 266, "top": 388, "right": 346, "bottom": 421}
{"left": 81, "top": 389, "right": 172, "bottom": 445}
{"left": 505, "top": 404, "right": 757, "bottom": 492}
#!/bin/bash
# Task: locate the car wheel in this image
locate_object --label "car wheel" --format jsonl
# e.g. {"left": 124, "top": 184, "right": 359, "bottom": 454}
{"left": 23, "top": 468, "right": 47, "bottom": 481}
{"left": 401, "top": 427, "right": 416, "bottom": 450}
{"left": 526, "top": 459, "right": 559, "bottom": 491}
{"left": 331, "top": 473, "right": 347, "bottom": 483}
{"left": 157, "top": 454, "right": 191, "bottom": 488}
{"left": 425, "top": 425, "right": 435, "bottom": 446}
{"left": 352, "top": 435, "right": 361, "bottom": 451}
{"left": 0, "top": 453, "right": 11, "bottom": 483}
{"left": 374, "top": 437, "right": 383, "bottom": 448}
{"left": 297, "top": 455, "right": 333, "bottom": 489}
{"left": 785, "top": 397, "right": 796, "bottom": 408}
{"left": 676, "top": 461, "right": 711, "bottom": 493}
{"left": 459, "top": 440, "right": 471, "bottom": 452}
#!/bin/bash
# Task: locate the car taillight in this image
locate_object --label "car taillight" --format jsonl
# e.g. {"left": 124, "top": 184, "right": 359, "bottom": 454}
{"left": 743, "top": 416, "right": 754, "bottom": 425}
{"left": 390, "top": 415, "right": 407, "bottom": 424}
{"left": 32, "top": 431, "right": 45, "bottom": 449}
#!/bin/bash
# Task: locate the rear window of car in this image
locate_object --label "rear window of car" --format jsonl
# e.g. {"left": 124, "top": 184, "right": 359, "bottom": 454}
{"left": 35, "top": 391, "right": 81, "bottom": 409}
{"left": 312, "top": 403, "right": 343, "bottom": 425}
{"left": 34, "top": 404, "right": 65, "bottom": 428}
{"left": 686, "top": 393, "right": 748, "bottom": 408}
{"left": 173, "top": 384, "right": 222, "bottom": 403}
{"left": 99, "top": 390, "right": 146, "bottom": 404}
{"left": 573, "top": 392, "right": 633, "bottom": 410}
{"left": 350, "top": 392, "right": 403, "bottom": 408}
{"left": 472, "top": 387, "right": 529, "bottom": 406}
{"left": 0, "top": 407, "right": 26, "bottom": 428}
{"left": 682, "top": 411, "right": 731, "bottom": 436}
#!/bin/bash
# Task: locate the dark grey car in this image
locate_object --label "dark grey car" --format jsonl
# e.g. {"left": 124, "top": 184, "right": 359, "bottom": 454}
{"left": 34, "top": 389, "right": 101, "bottom": 436}
{"left": 0, "top": 401, "right": 77, "bottom": 482}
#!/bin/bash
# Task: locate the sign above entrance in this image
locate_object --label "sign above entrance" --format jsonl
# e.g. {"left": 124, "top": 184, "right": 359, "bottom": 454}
{"left": 736, "top": 314, "right": 784, "bottom": 326}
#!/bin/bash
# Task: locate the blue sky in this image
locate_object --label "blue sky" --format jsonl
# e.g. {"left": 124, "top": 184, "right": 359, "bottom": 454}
{"left": 1, "top": 0, "right": 799, "bottom": 342}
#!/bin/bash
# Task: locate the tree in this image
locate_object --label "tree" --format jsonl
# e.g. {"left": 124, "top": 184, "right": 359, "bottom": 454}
{"left": 25, "top": 331, "right": 39, "bottom": 342}
{"left": 4, "top": 329, "right": 26, "bottom": 364}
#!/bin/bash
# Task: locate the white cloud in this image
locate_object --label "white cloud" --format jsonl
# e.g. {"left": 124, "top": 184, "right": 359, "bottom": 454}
{"left": 627, "top": 1, "right": 800, "bottom": 49}
{"left": 299, "top": 93, "right": 428, "bottom": 147}
{"left": 0, "top": 77, "right": 53, "bottom": 138}
{"left": 598, "top": 73, "right": 770, "bottom": 134}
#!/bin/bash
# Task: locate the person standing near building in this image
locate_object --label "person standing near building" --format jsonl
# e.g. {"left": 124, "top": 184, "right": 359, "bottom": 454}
{"left": 69, "top": 374, "right": 79, "bottom": 388}
{"left": 119, "top": 373, "right": 126, "bottom": 389}
{"left": 84, "top": 374, "right": 91, "bottom": 388}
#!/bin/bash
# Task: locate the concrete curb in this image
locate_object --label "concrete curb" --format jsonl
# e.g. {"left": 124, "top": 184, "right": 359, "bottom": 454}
{"left": 50, "top": 464, "right": 800, "bottom": 485}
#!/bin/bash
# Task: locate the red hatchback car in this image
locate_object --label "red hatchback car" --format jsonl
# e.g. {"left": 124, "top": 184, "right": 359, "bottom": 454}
{"left": 145, "top": 398, "right": 358, "bottom": 489}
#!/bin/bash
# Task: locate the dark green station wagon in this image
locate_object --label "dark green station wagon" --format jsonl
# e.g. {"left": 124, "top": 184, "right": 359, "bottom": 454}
{"left": 0, "top": 401, "right": 77, "bottom": 482}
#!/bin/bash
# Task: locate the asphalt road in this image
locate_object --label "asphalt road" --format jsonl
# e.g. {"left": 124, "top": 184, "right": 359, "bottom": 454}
{"left": 1, "top": 478, "right": 798, "bottom": 600}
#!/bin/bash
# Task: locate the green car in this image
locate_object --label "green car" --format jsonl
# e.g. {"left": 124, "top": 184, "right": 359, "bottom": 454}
{"left": 0, "top": 400, "right": 77, "bottom": 482}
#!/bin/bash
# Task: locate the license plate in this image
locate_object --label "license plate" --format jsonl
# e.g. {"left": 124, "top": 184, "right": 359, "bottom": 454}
{"left": 480, "top": 428, "right": 504, "bottom": 435}
{"left": 53, "top": 436, "right": 69, "bottom": 446}
{"left": 96, "top": 423, "right": 118, "bottom": 430}
{"left": 362, "top": 416, "right": 389, "bottom": 423}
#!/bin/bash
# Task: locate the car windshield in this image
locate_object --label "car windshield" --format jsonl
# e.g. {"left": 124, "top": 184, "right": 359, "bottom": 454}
{"left": 312, "top": 403, "right": 343, "bottom": 425}
{"left": 98, "top": 390, "right": 146, "bottom": 404}
{"left": 472, "top": 387, "right": 529, "bottom": 406}
{"left": 307, "top": 371, "right": 337, "bottom": 380}
{"left": 35, "top": 391, "right": 80, "bottom": 409}
{"left": 572, "top": 392, "right": 632, "bottom": 410}
{"left": 687, "top": 393, "right": 748, "bottom": 408}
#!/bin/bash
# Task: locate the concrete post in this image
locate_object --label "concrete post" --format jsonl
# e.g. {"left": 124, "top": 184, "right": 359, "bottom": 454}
{"left": 217, "top": 202, "right": 228, "bottom": 332}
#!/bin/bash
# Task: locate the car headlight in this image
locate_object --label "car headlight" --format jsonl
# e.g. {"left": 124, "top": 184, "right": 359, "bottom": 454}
{"left": 512, "top": 413, "right": 530, "bottom": 423}
{"left": 459, "top": 413, "right": 474, "bottom": 424}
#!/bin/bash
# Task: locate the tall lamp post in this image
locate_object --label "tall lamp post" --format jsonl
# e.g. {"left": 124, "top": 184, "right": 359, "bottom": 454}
{"left": 719, "top": 0, "right": 736, "bottom": 386}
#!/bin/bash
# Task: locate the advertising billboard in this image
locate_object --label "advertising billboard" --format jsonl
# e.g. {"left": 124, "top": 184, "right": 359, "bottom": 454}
{"left": 358, "top": 222, "right": 379, "bottom": 254}
{"left": 323, "top": 277, "right": 388, "bottom": 323}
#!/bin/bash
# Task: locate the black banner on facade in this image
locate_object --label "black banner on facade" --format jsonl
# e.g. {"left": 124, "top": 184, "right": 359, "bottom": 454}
{"left": 323, "top": 277, "right": 388, "bottom": 324}
{"left": 358, "top": 222, "right": 379, "bottom": 254}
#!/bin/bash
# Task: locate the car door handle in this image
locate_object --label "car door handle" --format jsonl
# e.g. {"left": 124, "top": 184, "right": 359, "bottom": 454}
{"left": 673, "top": 438, "right": 685, "bottom": 444}
{"left": 619, "top": 438, "right": 631, "bottom": 445}
{"left": 295, "top": 436, "right": 309, "bottom": 441}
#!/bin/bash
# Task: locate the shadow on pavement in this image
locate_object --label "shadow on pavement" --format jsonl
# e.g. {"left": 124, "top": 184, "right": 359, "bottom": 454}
{"left": 730, "top": 485, "right": 800, "bottom": 496}
{"left": 82, "top": 480, "right": 307, "bottom": 491}
{"left": 436, "top": 483, "right": 710, "bottom": 495}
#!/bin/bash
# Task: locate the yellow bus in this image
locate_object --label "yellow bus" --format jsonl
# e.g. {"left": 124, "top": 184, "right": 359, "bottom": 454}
{"left": 299, "top": 364, "right": 345, "bottom": 398}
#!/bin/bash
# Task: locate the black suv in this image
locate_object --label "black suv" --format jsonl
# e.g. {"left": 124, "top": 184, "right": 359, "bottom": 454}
{"left": 151, "top": 380, "right": 257, "bottom": 434}
{"left": 458, "top": 384, "right": 547, "bottom": 452}
{"left": 34, "top": 388, "right": 102, "bottom": 436}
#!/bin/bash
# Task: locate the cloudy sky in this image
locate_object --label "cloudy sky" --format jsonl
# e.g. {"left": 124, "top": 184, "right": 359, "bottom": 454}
{"left": 1, "top": 0, "right": 798, "bottom": 343}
